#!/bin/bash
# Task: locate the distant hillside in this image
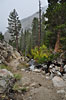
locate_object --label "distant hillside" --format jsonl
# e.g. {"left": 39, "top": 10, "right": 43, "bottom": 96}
{"left": 21, "top": 6, "right": 47, "bottom": 31}
{"left": 21, "top": 12, "right": 39, "bottom": 32}
{"left": 4, "top": 31, "right": 11, "bottom": 42}
{"left": 4, "top": 6, "right": 48, "bottom": 42}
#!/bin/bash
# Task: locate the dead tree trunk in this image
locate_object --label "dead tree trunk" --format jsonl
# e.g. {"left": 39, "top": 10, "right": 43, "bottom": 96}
{"left": 54, "top": 30, "right": 61, "bottom": 53}
{"left": 38, "top": 0, "right": 41, "bottom": 47}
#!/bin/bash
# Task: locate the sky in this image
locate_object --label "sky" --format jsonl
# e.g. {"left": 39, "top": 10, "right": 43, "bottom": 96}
{"left": 0, "top": 0, "right": 48, "bottom": 33}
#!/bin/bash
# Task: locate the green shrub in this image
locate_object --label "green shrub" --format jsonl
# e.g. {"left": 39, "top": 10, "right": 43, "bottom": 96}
{"left": 31, "top": 45, "right": 52, "bottom": 63}
{"left": 20, "top": 87, "right": 27, "bottom": 92}
{"left": 14, "top": 73, "right": 22, "bottom": 80}
{"left": 13, "top": 83, "right": 19, "bottom": 91}
{"left": 13, "top": 84, "right": 27, "bottom": 93}
{"left": 0, "top": 64, "right": 11, "bottom": 71}
{"left": 31, "top": 45, "right": 60, "bottom": 63}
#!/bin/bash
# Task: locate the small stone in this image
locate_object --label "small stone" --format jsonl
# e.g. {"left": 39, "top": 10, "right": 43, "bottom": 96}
{"left": 55, "top": 66, "right": 60, "bottom": 71}
{"left": 30, "top": 82, "right": 37, "bottom": 87}
{"left": 28, "top": 96, "right": 32, "bottom": 100}
{"left": 33, "top": 69, "right": 41, "bottom": 73}
{"left": 49, "top": 64, "right": 54, "bottom": 69}
{"left": 46, "top": 73, "right": 50, "bottom": 76}
{"left": 0, "top": 60, "right": 2, "bottom": 64}
{"left": 50, "top": 72, "right": 54, "bottom": 79}
{"left": 65, "top": 94, "right": 66, "bottom": 98}
{"left": 46, "top": 76, "right": 49, "bottom": 79}
{"left": 42, "top": 71, "right": 45, "bottom": 75}
{"left": 30, "top": 65, "right": 35, "bottom": 71}
{"left": 52, "top": 68, "right": 56, "bottom": 73}
{"left": 64, "top": 65, "right": 66, "bottom": 72}
{"left": 57, "top": 90, "right": 65, "bottom": 94}
{"left": 56, "top": 71, "right": 62, "bottom": 76}
{"left": 21, "top": 77, "right": 31, "bottom": 86}
{"left": 21, "top": 69, "right": 25, "bottom": 71}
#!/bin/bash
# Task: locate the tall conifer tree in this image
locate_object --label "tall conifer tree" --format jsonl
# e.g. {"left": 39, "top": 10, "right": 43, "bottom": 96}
{"left": 7, "top": 9, "right": 21, "bottom": 51}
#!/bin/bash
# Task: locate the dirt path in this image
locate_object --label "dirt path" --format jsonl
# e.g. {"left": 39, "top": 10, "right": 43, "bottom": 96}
{"left": 21, "top": 71, "right": 64, "bottom": 100}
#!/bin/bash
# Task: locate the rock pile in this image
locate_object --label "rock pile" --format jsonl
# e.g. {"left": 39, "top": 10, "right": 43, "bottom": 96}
{"left": 28, "top": 59, "right": 66, "bottom": 87}
{"left": 29, "top": 60, "right": 66, "bottom": 75}
{"left": 0, "top": 41, "right": 17, "bottom": 63}
{"left": 0, "top": 41, "right": 29, "bottom": 69}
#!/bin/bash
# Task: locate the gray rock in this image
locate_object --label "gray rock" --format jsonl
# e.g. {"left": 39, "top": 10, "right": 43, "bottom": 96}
{"left": 0, "top": 80, "right": 7, "bottom": 93}
{"left": 14, "top": 50, "right": 21, "bottom": 58}
{"left": 55, "top": 66, "right": 60, "bottom": 71}
{"left": 57, "top": 90, "right": 65, "bottom": 94}
{"left": 52, "top": 76, "right": 65, "bottom": 87}
{"left": 42, "top": 64, "right": 47, "bottom": 68}
{"left": 57, "top": 58, "right": 63, "bottom": 65}
{"left": 33, "top": 69, "right": 41, "bottom": 73}
{"left": 29, "top": 59, "right": 35, "bottom": 65}
{"left": 1, "top": 50, "right": 8, "bottom": 58}
{"left": 49, "top": 64, "right": 54, "bottom": 69}
{"left": 30, "top": 65, "right": 35, "bottom": 71}
{"left": 64, "top": 65, "right": 66, "bottom": 72}
{"left": 0, "top": 60, "right": 2, "bottom": 64}
{"left": 63, "top": 74, "right": 66, "bottom": 80}
{"left": 56, "top": 71, "right": 62, "bottom": 76}
{"left": 52, "top": 68, "right": 56, "bottom": 73}
{"left": 0, "top": 41, "right": 23, "bottom": 68}
{"left": 0, "top": 69, "right": 13, "bottom": 78}
{"left": 0, "top": 69, "right": 14, "bottom": 93}
{"left": 50, "top": 72, "right": 54, "bottom": 79}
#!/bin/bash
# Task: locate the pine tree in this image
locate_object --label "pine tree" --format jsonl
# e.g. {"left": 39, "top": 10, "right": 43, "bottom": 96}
{"left": 0, "top": 32, "right": 4, "bottom": 41}
{"left": 45, "top": 0, "right": 66, "bottom": 52}
{"left": 31, "top": 17, "right": 38, "bottom": 48}
{"left": 7, "top": 9, "right": 21, "bottom": 51}
{"left": 24, "top": 30, "right": 31, "bottom": 56}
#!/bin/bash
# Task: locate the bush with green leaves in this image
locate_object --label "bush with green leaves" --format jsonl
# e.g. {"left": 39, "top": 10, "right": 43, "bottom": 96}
{"left": 31, "top": 45, "right": 53, "bottom": 63}
{"left": 31, "top": 45, "right": 61, "bottom": 63}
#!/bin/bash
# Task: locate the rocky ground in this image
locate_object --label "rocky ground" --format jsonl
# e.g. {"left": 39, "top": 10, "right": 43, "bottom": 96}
{"left": 0, "top": 69, "right": 66, "bottom": 100}
{"left": 1, "top": 69, "right": 66, "bottom": 100}
{"left": 0, "top": 41, "right": 66, "bottom": 100}
{"left": 21, "top": 71, "right": 66, "bottom": 100}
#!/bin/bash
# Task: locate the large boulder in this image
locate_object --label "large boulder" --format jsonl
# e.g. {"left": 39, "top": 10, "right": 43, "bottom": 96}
{"left": 0, "top": 69, "right": 14, "bottom": 93}
{"left": 52, "top": 76, "right": 65, "bottom": 87}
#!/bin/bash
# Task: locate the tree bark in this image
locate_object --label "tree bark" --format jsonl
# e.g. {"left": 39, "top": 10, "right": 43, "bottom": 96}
{"left": 16, "top": 34, "right": 18, "bottom": 51}
{"left": 54, "top": 30, "right": 61, "bottom": 53}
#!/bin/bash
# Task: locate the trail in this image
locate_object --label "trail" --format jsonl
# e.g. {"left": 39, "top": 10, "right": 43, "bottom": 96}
{"left": 21, "top": 71, "right": 64, "bottom": 100}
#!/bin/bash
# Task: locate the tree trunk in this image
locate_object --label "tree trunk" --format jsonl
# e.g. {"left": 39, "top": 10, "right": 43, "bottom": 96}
{"left": 54, "top": 30, "right": 61, "bottom": 53}
{"left": 16, "top": 34, "right": 18, "bottom": 51}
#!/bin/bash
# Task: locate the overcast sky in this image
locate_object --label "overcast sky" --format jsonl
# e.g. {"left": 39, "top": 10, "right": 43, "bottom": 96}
{"left": 0, "top": 0, "right": 48, "bottom": 33}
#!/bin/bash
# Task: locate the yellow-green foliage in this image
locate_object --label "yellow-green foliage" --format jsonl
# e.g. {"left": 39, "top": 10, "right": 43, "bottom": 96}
{"left": 31, "top": 45, "right": 53, "bottom": 63}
